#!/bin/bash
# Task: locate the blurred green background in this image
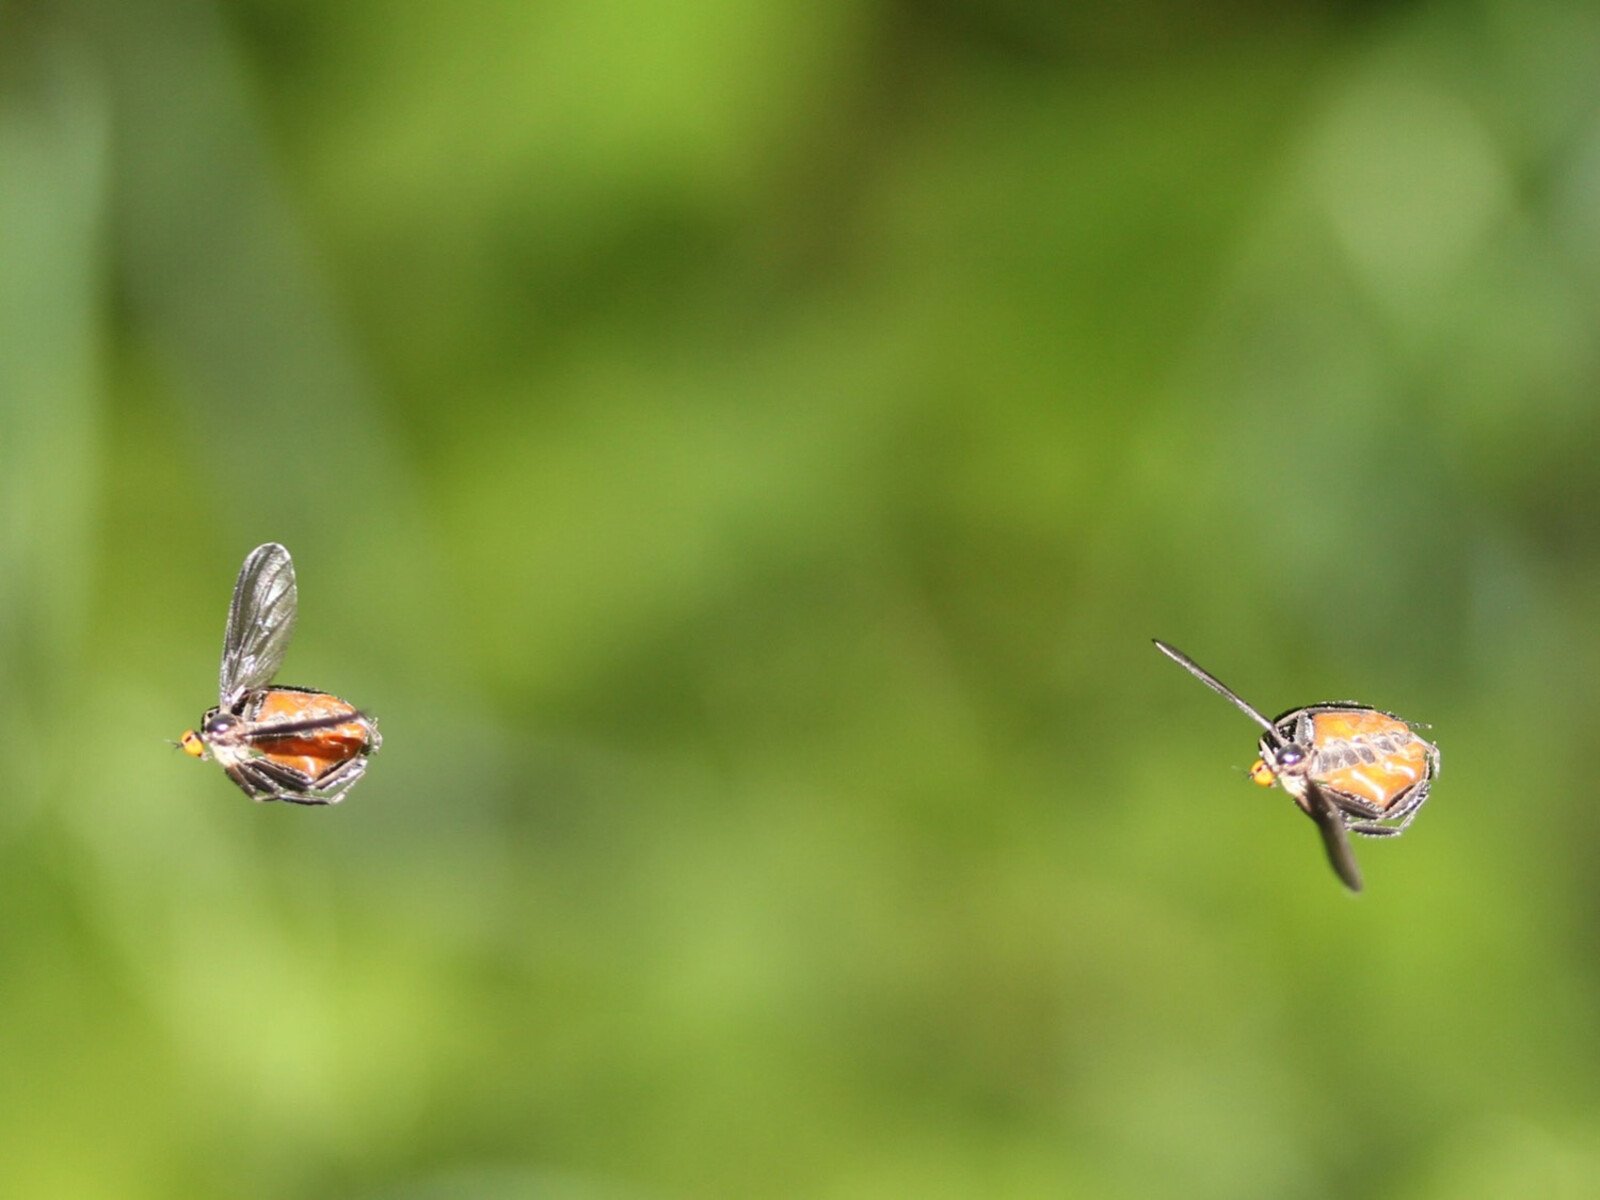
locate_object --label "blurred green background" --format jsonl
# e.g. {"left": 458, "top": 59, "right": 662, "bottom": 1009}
{"left": 4, "top": 0, "right": 1600, "bottom": 1196}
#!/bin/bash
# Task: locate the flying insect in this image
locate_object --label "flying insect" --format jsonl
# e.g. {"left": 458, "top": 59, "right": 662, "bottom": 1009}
{"left": 1153, "top": 639, "right": 1437, "bottom": 891}
{"left": 180, "top": 543, "right": 381, "bottom": 804}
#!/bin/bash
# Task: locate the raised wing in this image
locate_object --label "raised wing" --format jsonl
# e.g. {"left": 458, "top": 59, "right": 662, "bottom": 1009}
{"left": 218, "top": 542, "right": 298, "bottom": 706}
{"left": 1303, "top": 779, "right": 1363, "bottom": 893}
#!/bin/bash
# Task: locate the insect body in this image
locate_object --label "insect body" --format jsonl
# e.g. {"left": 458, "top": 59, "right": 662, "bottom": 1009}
{"left": 180, "top": 543, "right": 381, "bottom": 804}
{"left": 1154, "top": 639, "right": 1437, "bottom": 892}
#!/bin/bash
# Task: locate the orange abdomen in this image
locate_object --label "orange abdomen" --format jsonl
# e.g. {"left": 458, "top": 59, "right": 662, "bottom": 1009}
{"left": 250, "top": 689, "right": 374, "bottom": 782}
{"left": 1309, "top": 710, "right": 1430, "bottom": 810}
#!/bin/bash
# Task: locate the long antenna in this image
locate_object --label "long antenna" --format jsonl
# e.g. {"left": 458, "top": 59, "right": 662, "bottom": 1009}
{"left": 1152, "top": 639, "right": 1283, "bottom": 742}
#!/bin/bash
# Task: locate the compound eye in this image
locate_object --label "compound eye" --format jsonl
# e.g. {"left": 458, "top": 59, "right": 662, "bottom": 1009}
{"left": 1276, "top": 745, "right": 1306, "bottom": 769}
{"left": 204, "top": 713, "right": 238, "bottom": 736}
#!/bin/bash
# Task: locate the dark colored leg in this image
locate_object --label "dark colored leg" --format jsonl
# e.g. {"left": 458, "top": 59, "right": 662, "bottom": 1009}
{"left": 1327, "top": 791, "right": 1385, "bottom": 822}
{"left": 251, "top": 752, "right": 368, "bottom": 805}
{"left": 245, "top": 757, "right": 317, "bottom": 795}
{"left": 1347, "top": 781, "right": 1430, "bottom": 838}
{"left": 225, "top": 763, "right": 276, "bottom": 801}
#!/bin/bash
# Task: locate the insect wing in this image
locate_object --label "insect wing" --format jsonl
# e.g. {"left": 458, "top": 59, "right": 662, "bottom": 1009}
{"left": 218, "top": 542, "right": 298, "bottom": 706}
{"left": 1304, "top": 778, "right": 1363, "bottom": 892}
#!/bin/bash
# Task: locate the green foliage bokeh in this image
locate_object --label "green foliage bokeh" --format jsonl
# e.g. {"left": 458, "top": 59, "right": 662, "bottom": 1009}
{"left": 4, "top": 0, "right": 1600, "bottom": 1196}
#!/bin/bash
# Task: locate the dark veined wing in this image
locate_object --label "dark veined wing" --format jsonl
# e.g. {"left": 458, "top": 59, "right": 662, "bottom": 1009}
{"left": 1303, "top": 779, "right": 1363, "bottom": 893}
{"left": 218, "top": 542, "right": 298, "bottom": 706}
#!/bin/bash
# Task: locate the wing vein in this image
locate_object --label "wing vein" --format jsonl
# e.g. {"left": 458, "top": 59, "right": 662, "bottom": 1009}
{"left": 218, "top": 543, "right": 298, "bottom": 705}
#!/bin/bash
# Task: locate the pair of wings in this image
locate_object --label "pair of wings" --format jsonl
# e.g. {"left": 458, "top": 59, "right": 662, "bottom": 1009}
{"left": 219, "top": 542, "right": 298, "bottom": 708}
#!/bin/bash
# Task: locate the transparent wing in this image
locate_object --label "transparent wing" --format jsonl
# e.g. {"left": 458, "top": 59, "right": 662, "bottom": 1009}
{"left": 1304, "top": 779, "right": 1364, "bottom": 893}
{"left": 218, "top": 542, "right": 298, "bottom": 705}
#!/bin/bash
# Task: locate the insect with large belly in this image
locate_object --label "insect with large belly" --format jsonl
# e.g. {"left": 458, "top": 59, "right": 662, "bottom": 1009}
{"left": 179, "top": 543, "right": 381, "bottom": 804}
{"left": 1154, "top": 640, "right": 1438, "bottom": 892}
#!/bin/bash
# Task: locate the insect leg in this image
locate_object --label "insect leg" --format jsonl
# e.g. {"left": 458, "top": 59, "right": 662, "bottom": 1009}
{"left": 1325, "top": 790, "right": 1386, "bottom": 822}
{"left": 225, "top": 763, "right": 276, "bottom": 801}
{"left": 1347, "top": 780, "right": 1430, "bottom": 837}
{"left": 251, "top": 753, "right": 367, "bottom": 806}
{"left": 231, "top": 761, "right": 295, "bottom": 803}
{"left": 241, "top": 756, "right": 320, "bottom": 801}
{"left": 297, "top": 756, "right": 369, "bottom": 805}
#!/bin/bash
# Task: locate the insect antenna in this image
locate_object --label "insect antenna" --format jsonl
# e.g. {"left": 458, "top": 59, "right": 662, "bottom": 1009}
{"left": 1153, "top": 640, "right": 1284, "bottom": 744}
